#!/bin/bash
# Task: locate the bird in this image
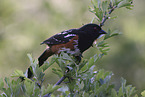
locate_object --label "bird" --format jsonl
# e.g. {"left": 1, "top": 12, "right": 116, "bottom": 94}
{"left": 27, "top": 23, "right": 107, "bottom": 78}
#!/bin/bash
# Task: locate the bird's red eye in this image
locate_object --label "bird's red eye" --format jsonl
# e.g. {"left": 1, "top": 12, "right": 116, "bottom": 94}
{"left": 94, "top": 27, "right": 97, "bottom": 29}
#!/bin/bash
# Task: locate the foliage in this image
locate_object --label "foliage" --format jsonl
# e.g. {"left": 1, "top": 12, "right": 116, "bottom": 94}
{"left": 89, "top": 0, "right": 133, "bottom": 24}
{"left": 0, "top": 54, "right": 60, "bottom": 97}
{"left": 0, "top": 52, "right": 144, "bottom": 97}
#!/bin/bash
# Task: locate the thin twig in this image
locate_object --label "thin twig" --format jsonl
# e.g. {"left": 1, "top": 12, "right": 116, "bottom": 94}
{"left": 43, "top": 76, "right": 67, "bottom": 97}
{"left": 100, "top": 5, "right": 117, "bottom": 27}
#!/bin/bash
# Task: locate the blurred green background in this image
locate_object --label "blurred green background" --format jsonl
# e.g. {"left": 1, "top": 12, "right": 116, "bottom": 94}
{"left": 0, "top": 0, "right": 145, "bottom": 94}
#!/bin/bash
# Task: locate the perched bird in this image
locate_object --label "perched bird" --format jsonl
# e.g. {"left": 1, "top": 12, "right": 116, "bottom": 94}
{"left": 27, "top": 23, "right": 107, "bottom": 78}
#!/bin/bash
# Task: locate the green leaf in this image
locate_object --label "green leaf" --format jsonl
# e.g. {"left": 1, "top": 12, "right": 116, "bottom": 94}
{"left": 78, "top": 59, "right": 88, "bottom": 71}
{"left": 87, "top": 56, "right": 95, "bottom": 69}
{"left": 110, "top": 0, "right": 122, "bottom": 6}
{"left": 41, "top": 62, "right": 50, "bottom": 72}
{"left": 97, "top": 0, "right": 101, "bottom": 8}
{"left": 121, "top": 78, "right": 126, "bottom": 93}
{"left": 111, "top": 89, "right": 117, "bottom": 97}
{"left": 0, "top": 78, "right": 4, "bottom": 90}
{"left": 110, "top": 32, "right": 120, "bottom": 37}
{"left": 52, "top": 68, "right": 63, "bottom": 78}
{"left": 27, "top": 54, "right": 33, "bottom": 65}
{"left": 4, "top": 77, "right": 10, "bottom": 88}
{"left": 50, "top": 85, "right": 61, "bottom": 93}
{"left": 104, "top": 72, "right": 113, "bottom": 83}
{"left": 80, "top": 55, "right": 98, "bottom": 73}
{"left": 43, "top": 84, "right": 61, "bottom": 95}
{"left": 125, "top": 5, "right": 134, "bottom": 10}
{"left": 89, "top": 6, "right": 95, "bottom": 13}
{"left": 102, "top": 1, "right": 108, "bottom": 13}
{"left": 62, "top": 52, "right": 73, "bottom": 61}
{"left": 141, "top": 90, "right": 145, "bottom": 97}
{"left": 94, "top": 8, "right": 103, "bottom": 21}
{"left": 104, "top": 29, "right": 120, "bottom": 40}
{"left": 97, "top": 41, "right": 109, "bottom": 47}
{"left": 118, "top": 86, "right": 123, "bottom": 96}
{"left": 109, "top": 16, "right": 118, "bottom": 19}
{"left": 96, "top": 69, "right": 104, "bottom": 80}
{"left": 104, "top": 29, "right": 111, "bottom": 40}
{"left": 41, "top": 57, "right": 57, "bottom": 72}
{"left": 118, "top": 1, "right": 132, "bottom": 8}
{"left": 79, "top": 63, "right": 88, "bottom": 72}
{"left": 11, "top": 70, "right": 25, "bottom": 77}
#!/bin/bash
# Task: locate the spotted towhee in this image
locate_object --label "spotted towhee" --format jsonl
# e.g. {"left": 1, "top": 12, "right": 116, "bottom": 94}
{"left": 27, "top": 23, "right": 107, "bottom": 78}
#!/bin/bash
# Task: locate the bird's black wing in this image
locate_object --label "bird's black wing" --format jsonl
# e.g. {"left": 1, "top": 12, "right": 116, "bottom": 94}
{"left": 41, "top": 29, "right": 78, "bottom": 46}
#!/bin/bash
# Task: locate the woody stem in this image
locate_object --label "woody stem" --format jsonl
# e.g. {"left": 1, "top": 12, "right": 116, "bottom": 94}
{"left": 43, "top": 76, "right": 67, "bottom": 97}
{"left": 100, "top": 5, "right": 117, "bottom": 27}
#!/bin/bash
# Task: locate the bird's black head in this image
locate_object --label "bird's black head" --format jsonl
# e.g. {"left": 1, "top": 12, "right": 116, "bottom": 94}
{"left": 79, "top": 23, "right": 107, "bottom": 39}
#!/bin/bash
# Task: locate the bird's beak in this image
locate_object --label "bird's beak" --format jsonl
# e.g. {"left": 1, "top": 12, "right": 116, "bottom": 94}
{"left": 99, "top": 30, "right": 107, "bottom": 34}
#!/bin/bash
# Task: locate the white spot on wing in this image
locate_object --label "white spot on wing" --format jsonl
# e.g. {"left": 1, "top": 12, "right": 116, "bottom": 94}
{"left": 53, "top": 37, "right": 59, "bottom": 41}
{"left": 62, "top": 31, "right": 68, "bottom": 34}
{"left": 64, "top": 34, "right": 76, "bottom": 38}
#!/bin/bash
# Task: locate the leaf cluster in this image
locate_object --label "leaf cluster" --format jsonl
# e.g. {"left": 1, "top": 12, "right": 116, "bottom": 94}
{"left": 0, "top": 54, "right": 60, "bottom": 97}
{"left": 0, "top": 53, "right": 144, "bottom": 97}
{"left": 89, "top": 0, "right": 133, "bottom": 24}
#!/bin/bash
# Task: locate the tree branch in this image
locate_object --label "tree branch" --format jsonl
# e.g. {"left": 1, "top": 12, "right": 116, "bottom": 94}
{"left": 100, "top": 5, "right": 117, "bottom": 27}
{"left": 43, "top": 76, "right": 67, "bottom": 97}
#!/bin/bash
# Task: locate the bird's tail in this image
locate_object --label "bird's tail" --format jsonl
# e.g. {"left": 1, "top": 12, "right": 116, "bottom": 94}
{"left": 38, "top": 48, "right": 54, "bottom": 66}
{"left": 27, "top": 48, "right": 54, "bottom": 79}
